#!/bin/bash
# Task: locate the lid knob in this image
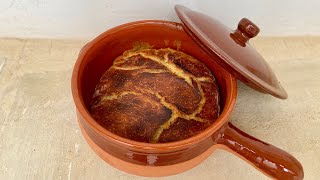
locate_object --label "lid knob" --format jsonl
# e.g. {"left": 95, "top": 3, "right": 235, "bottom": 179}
{"left": 233, "top": 18, "right": 260, "bottom": 44}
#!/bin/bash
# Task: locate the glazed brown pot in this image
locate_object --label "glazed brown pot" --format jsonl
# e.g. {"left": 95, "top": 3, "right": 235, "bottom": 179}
{"left": 71, "top": 20, "right": 303, "bottom": 179}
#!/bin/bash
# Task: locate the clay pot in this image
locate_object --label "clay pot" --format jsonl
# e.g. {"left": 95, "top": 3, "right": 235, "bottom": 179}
{"left": 71, "top": 20, "right": 303, "bottom": 179}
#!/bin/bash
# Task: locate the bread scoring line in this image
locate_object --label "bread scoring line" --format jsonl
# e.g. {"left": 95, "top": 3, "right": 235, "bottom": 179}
{"left": 93, "top": 49, "right": 213, "bottom": 143}
{"left": 120, "top": 50, "right": 210, "bottom": 142}
{"left": 123, "top": 51, "right": 213, "bottom": 85}
{"left": 93, "top": 87, "right": 208, "bottom": 143}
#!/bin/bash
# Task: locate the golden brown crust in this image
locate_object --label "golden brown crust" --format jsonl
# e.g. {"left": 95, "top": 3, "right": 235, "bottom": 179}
{"left": 91, "top": 48, "right": 220, "bottom": 143}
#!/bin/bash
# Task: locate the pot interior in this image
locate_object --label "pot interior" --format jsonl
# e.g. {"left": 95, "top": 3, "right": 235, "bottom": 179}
{"left": 77, "top": 20, "right": 234, "bottom": 127}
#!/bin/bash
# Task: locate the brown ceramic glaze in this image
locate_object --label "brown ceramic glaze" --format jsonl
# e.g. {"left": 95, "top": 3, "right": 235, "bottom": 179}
{"left": 175, "top": 5, "right": 288, "bottom": 99}
{"left": 71, "top": 20, "right": 303, "bottom": 179}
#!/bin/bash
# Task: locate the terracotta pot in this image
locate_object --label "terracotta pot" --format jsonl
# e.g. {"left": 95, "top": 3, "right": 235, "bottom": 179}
{"left": 71, "top": 20, "right": 303, "bottom": 179}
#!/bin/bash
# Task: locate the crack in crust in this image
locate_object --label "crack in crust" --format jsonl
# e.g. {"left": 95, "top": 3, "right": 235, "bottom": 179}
{"left": 120, "top": 49, "right": 211, "bottom": 142}
{"left": 92, "top": 87, "right": 207, "bottom": 143}
{"left": 112, "top": 66, "right": 168, "bottom": 75}
{"left": 150, "top": 83, "right": 206, "bottom": 143}
{"left": 124, "top": 51, "right": 204, "bottom": 86}
{"left": 92, "top": 48, "right": 219, "bottom": 143}
{"left": 93, "top": 91, "right": 141, "bottom": 107}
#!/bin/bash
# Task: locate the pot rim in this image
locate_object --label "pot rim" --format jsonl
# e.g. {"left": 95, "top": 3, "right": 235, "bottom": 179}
{"left": 71, "top": 20, "right": 238, "bottom": 151}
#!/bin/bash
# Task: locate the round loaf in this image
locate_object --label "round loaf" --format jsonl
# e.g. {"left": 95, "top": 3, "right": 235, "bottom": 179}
{"left": 91, "top": 48, "right": 220, "bottom": 143}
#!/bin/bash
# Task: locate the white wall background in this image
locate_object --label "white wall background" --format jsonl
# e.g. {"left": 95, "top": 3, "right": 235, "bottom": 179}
{"left": 0, "top": 0, "right": 319, "bottom": 39}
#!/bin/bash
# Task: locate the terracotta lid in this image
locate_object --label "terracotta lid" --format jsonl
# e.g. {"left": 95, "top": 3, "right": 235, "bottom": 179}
{"left": 175, "top": 5, "right": 287, "bottom": 99}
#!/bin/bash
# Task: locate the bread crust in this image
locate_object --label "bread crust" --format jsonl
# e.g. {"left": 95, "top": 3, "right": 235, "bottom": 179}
{"left": 91, "top": 48, "right": 220, "bottom": 143}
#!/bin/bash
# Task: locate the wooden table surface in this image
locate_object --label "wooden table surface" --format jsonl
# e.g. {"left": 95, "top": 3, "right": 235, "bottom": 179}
{"left": 0, "top": 37, "right": 319, "bottom": 180}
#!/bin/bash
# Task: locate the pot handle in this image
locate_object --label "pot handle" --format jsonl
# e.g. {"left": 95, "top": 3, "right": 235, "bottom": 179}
{"left": 217, "top": 122, "right": 304, "bottom": 180}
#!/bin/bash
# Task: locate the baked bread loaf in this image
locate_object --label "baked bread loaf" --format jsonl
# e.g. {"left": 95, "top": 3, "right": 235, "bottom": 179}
{"left": 91, "top": 48, "right": 220, "bottom": 143}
